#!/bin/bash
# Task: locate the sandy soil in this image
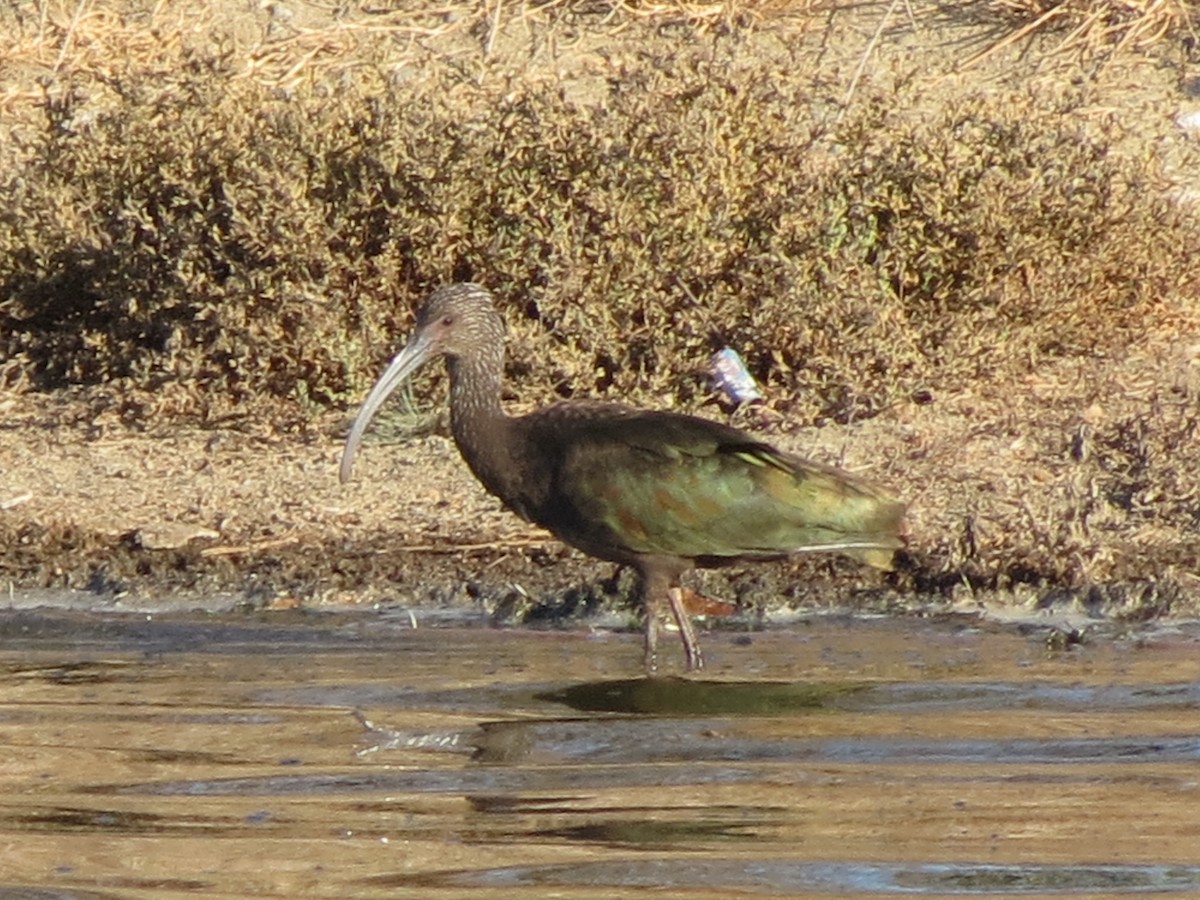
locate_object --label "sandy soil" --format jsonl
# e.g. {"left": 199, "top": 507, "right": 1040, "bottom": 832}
{"left": 2, "top": 1, "right": 1199, "bottom": 634}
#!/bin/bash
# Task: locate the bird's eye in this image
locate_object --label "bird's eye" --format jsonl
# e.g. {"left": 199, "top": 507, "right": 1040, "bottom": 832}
{"left": 441, "top": 315, "right": 453, "bottom": 327}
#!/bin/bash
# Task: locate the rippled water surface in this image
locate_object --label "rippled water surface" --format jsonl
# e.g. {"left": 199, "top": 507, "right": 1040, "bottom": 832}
{"left": 2, "top": 609, "right": 1198, "bottom": 898}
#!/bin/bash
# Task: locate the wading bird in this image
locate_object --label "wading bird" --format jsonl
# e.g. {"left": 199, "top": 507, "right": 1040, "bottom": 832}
{"left": 340, "top": 283, "right": 905, "bottom": 672}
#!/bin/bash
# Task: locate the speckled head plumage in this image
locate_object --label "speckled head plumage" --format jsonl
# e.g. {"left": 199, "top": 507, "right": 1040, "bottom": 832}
{"left": 410, "top": 282, "right": 505, "bottom": 364}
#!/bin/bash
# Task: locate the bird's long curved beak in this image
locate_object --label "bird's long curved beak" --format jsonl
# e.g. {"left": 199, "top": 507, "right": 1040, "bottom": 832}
{"left": 339, "top": 330, "right": 436, "bottom": 484}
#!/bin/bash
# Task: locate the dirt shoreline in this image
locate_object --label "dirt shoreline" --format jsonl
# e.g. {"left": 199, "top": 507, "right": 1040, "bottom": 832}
{"left": 2, "top": 3, "right": 1199, "bottom": 636}
{"left": 2, "top": 356, "right": 1197, "bottom": 637}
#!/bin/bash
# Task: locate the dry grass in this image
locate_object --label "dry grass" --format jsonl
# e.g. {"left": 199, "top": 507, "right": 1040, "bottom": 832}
{"left": 987, "top": 0, "right": 1195, "bottom": 46}
{"left": 2, "top": 0, "right": 1194, "bottom": 112}
{"left": 0, "top": 0, "right": 806, "bottom": 105}
{"left": 963, "top": 0, "right": 1198, "bottom": 66}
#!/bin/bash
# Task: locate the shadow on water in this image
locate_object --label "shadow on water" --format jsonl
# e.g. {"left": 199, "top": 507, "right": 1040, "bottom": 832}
{"left": 1, "top": 609, "right": 1200, "bottom": 897}
{"left": 539, "top": 676, "right": 867, "bottom": 715}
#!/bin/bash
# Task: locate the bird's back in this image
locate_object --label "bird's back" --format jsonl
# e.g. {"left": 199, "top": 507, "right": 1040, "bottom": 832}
{"left": 509, "top": 403, "right": 905, "bottom": 569}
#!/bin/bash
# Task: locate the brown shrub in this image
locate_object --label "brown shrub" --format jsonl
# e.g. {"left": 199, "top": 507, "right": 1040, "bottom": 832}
{"left": 0, "top": 25, "right": 1195, "bottom": 430}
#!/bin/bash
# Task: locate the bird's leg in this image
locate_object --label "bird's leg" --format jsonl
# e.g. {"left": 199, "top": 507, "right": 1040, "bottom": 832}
{"left": 640, "top": 566, "right": 671, "bottom": 675}
{"left": 666, "top": 586, "right": 704, "bottom": 671}
{"left": 640, "top": 565, "right": 704, "bottom": 674}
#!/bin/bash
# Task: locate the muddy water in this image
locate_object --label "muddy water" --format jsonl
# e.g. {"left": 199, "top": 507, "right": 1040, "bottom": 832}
{"left": 1, "top": 610, "right": 1198, "bottom": 899}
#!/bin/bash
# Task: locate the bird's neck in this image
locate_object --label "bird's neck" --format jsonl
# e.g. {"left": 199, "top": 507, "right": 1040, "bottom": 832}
{"left": 446, "top": 354, "right": 519, "bottom": 501}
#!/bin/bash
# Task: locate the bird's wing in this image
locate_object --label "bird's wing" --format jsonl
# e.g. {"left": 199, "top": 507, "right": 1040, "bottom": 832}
{"left": 535, "top": 408, "right": 904, "bottom": 566}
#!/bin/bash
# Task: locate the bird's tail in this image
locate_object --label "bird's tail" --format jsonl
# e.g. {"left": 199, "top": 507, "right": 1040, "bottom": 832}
{"left": 849, "top": 544, "right": 902, "bottom": 571}
{"left": 845, "top": 494, "right": 907, "bottom": 570}
{"left": 776, "top": 456, "right": 907, "bottom": 570}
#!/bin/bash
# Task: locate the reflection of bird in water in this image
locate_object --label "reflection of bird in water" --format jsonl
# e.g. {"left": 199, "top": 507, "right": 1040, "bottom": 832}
{"left": 340, "top": 283, "right": 906, "bottom": 672}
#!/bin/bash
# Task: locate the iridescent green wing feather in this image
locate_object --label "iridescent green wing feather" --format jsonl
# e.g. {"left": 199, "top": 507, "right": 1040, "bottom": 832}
{"left": 545, "top": 410, "right": 904, "bottom": 566}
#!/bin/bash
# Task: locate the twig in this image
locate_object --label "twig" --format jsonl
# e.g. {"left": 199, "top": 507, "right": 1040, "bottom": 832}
{"left": 0, "top": 492, "right": 33, "bottom": 511}
{"left": 840, "top": 0, "right": 901, "bottom": 119}
{"left": 1045, "top": 6, "right": 1107, "bottom": 58}
{"left": 52, "top": 0, "right": 93, "bottom": 75}
{"left": 199, "top": 536, "right": 300, "bottom": 557}
{"left": 960, "top": 5, "right": 1067, "bottom": 69}
{"left": 372, "top": 536, "right": 554, "bottom": 554}
{"left": 485, "top": 0, "right": 504, "bottom": 56}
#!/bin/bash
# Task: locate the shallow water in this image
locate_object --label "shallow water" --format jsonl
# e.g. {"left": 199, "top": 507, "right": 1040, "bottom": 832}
{"left": 1, "top": 609, "right": 1198, "bottom": 898}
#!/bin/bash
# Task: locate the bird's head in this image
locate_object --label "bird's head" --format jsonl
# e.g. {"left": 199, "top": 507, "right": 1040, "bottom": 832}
{"left": 411, "top": 282, "right": 504, "bottom": 362}
{"left": 338, "top": 283, "right": 503, "bottom": 483}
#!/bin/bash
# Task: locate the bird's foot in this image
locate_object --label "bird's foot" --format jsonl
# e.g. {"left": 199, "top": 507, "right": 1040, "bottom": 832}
{"left": 677, "top": 586, "right": 736, "bottom": 618}
{"left": 667, "top": 587, "right": 704, "bottom": 671}
{"left": 643, "top": 615, "right": 660, "bottom": 676}
{"left": 643, "top": 650, "right": 659, "bottom": 676}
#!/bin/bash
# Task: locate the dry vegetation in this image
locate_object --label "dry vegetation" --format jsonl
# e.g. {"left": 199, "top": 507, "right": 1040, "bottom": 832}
{"left": 972, "top": 0, "right": 1196, "bottom": 61}
{"left": 1, "top": 0, "right": 1199, "bottom": 626}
